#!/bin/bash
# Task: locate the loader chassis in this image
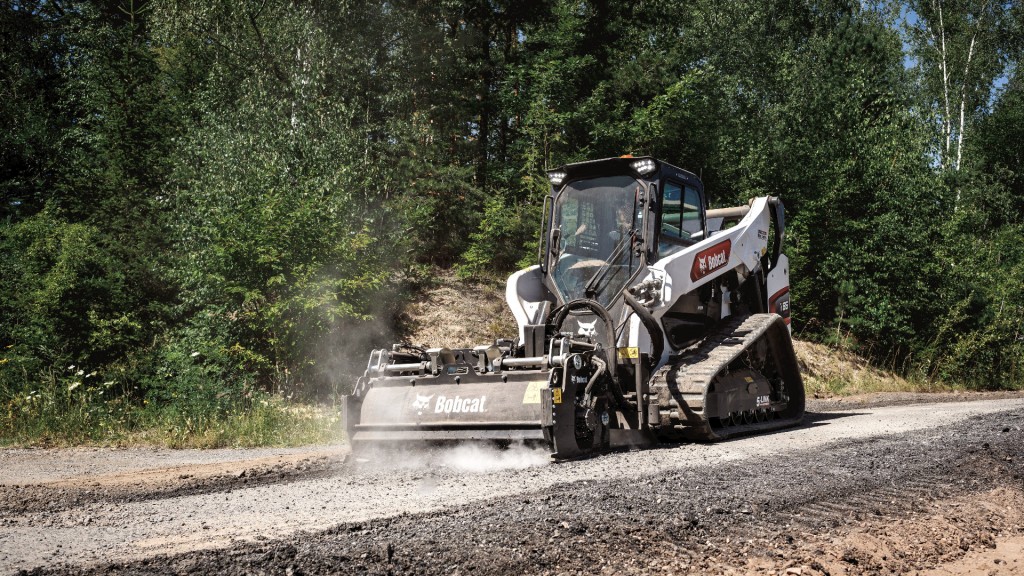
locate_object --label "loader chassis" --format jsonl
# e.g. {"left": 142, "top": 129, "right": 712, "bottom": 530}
{"left": 345, "top": 157, "right": 804, "bottom": 459}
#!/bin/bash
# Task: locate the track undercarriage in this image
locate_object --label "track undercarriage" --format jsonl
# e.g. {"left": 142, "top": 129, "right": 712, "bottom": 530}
{"left": 650, "top": 313, "right": 804, "bottom": 442}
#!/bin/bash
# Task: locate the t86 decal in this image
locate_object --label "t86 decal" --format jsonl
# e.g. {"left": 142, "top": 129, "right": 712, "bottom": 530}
{"left": 769, "top": 287, "right": 791, "bottom": 324}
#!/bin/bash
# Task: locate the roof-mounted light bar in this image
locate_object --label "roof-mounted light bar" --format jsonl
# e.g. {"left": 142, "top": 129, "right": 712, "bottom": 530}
{"left": 630, "top": 158, "right": 657, "bottom": 176}
{"left": 547, "top": 171, "right": 567, "bottom": 186}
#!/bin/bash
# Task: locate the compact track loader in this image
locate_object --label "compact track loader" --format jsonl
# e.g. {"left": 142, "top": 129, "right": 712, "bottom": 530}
{"left": 345, "top": 156, "right": 804, "bottom": 459}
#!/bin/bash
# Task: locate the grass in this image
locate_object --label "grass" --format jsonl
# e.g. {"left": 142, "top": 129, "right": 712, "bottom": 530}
{"left": 1, "top": 369, "right": 343, "bottom": 448}
{"left": 801, "top": 371, "right": 959, "bottom": 397}
{"left": 793, "top": 339, "right": 961, "bottom": 397}
{"left": 1, "top": 335, "right": 1008, "bottom": 448}
{"left": 123, "top": 398, "right": 344, "bottom": 449}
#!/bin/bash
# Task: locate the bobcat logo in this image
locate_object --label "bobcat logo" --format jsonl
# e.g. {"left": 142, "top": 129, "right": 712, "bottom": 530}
{"left": 411, "top": 394, "right": 434, "bottom": 411}
{"left": 577, "top": 319, "right": 598, "bottom": 338}
{"left": 690, "top": 240, "right": 732, "bottom": 281}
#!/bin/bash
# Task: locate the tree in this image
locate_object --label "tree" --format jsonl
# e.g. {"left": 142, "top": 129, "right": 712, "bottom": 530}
{"left": 0, "top": 1, "right": 65, "bottom": 221}
{"left": 904, "top": 0, "right": 1015, "bottom": 173}
{"left": 2, "top": 0, "right": 179, "bottom": 377}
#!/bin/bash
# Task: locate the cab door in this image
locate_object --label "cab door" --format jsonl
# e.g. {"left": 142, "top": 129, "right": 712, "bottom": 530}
{"left": 656, "top": 179, "right": 706, "bottom": 261}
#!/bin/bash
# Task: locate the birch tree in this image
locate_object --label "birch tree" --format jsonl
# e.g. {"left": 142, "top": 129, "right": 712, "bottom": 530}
{"left": 905, "top": 0, "right": 1013, "bottom": 172}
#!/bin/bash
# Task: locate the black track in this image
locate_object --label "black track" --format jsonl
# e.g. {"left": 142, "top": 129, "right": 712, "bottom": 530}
{"left": 650, "top": 313, "right": 805, "bottom": 442}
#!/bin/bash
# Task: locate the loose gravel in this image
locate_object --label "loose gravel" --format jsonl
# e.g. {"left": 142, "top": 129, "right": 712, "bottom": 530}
{"left": 3, "top": 396, "right": 1023, "bottom": 575}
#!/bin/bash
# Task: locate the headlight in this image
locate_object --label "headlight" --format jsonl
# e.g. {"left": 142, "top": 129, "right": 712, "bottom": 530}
{"left": 547, "top": 171, "right": 567, "bottom": 186}
{"left": 630, "top": 158, "right": 657, "bottom": 176}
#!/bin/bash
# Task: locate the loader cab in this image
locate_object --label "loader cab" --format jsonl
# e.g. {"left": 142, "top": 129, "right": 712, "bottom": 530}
{"left": 542, "top": 157, "right": 706, "bottom": 309}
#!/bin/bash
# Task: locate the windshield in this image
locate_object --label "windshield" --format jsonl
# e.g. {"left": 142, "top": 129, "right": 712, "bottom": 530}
{"left": 551, "top": 175, "right": 644, "bottom": 308}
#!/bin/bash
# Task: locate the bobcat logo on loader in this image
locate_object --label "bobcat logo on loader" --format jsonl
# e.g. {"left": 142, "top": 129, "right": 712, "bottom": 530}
{"left": 411, "top": 394, "right": 434, "bottom": 411}
{"left": 691, "top": 240, "right": 732, "bottom": 282}
{"left": 576, "top": 319, "right": 598, "bottom": 338}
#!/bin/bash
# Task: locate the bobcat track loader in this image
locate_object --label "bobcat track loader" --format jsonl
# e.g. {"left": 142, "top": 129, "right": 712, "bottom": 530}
{"left": 344, "top": 156, "right": 804, "bottom": 459}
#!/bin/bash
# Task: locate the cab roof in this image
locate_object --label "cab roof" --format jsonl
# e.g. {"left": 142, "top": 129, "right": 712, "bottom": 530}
{"left": 549, "top": 156, "right": 703, "bottom": 190}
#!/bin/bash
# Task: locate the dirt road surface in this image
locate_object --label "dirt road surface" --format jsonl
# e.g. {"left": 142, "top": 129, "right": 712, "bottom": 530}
{"left": 3, "top": 394, "right": 1023, "bottom": 575}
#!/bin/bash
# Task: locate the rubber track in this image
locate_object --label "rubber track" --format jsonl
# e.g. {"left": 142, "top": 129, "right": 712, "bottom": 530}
{"left": 650, "top": 313, "right": 802, "bottom": 442}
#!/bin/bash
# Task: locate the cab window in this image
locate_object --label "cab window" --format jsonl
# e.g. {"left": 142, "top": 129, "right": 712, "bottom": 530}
{"left": 660, "top": 181, "right": 703, "bottom": 257}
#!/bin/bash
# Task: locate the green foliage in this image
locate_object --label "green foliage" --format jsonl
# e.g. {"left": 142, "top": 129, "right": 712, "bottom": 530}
{"left": 0, "top": 2, "right": 65, "bottom": 218}
{"left": 458, "top": 185, "right": 547, "bottom": 277}
{"left": 923, "top": 200, "right": 1024, "bottom": 389}
{"left": 0, "top": 209, "right": 139, "bottom": 370}
{"left": 155, "top": 1, "right": 408, "bottom": 397}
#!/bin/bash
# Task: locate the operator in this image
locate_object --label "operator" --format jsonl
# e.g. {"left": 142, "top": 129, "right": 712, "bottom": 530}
{"left": 610, "top": 204, "right": 632, "bottom": 243}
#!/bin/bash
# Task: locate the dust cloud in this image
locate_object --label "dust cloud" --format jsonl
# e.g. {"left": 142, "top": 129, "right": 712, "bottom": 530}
{"left": 435, "top": 443, "right": 550, "bottom": 472}
{"left": 352, "top": 442, "right": 550, "bottom": 473}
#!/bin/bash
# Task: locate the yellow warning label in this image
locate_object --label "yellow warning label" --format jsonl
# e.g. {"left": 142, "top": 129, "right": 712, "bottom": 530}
{"left": 522, "top": 381, "right": 544, "bottom": 404}
{"left": 617, "top": 347, "right": 639, "bottom": 359}
{"left": 744, "top": 376, "right": 754, "bottom": 383}
{"left": 552, "top": 388, "right": 563, "bottom": 404}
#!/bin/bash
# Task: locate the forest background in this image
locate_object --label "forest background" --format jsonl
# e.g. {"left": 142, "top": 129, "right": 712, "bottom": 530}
{"left": 2, "top": 0, "right": 1022, "bottom": 445}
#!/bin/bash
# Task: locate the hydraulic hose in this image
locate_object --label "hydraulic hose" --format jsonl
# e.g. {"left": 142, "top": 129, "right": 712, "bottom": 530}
{"left": 548, "top": 298, "right": 630, "bottom": 410}
{"left": 583, "top": 356, "right": 606, "bottom": 404}
{"left": 549, "top": 298, "right": 618, "bottom": 370}
{"left": 622, "top": 290, "right": 665, "bottom": 369}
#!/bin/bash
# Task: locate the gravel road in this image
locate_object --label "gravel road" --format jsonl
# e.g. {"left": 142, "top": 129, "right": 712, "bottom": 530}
{"left": 3, "top": 394, "right": 1023, "bottom": 575}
